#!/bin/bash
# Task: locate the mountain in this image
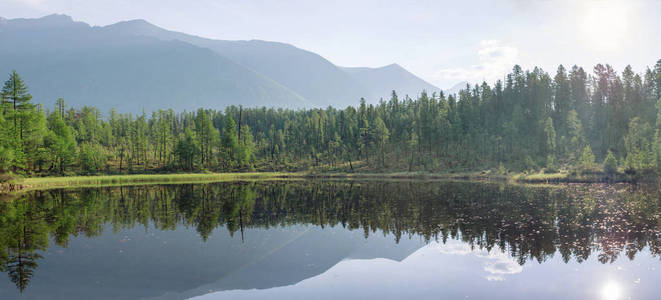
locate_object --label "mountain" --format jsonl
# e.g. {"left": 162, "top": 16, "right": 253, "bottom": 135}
{"left": 103, "top": 19, "right": 368, "bottom": 107}
{"left": 0, "top": 15, "right": 307, "bottom": 112}
{"left": 341, "top": 64, "right": 440, "bottom": 100}
{"left": 105, "top": 20, "right": 440, "bottom": 106}
{"left": 0, "top": 14, "right": 439, "bottom": 112}
{"left": 443, "top": 81, "right": 469, "bottom": 97}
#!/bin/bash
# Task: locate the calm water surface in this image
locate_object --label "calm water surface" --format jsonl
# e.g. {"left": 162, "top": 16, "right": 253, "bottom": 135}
{"left": 0, "top": 180, "right": 660, "bottom": 299}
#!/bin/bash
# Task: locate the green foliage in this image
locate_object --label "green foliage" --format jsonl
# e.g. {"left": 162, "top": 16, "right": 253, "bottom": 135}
{"left": 623, "top": 117, "right": 653, "bottom": 172}
{"left": 195, "top": 109, "right": 219, "bottom": 168}
{"left": 565, "top": 110, "right": 585, "bottom": 160}
{"left": 0, "top": 114, "right": 15, "bottom": 171}
{"left": 603, "top": 150, "right": 618, "bottom": 174}
{"left": 78, "top": 143, "right": 107, "bottom": 173}
{"left": 46, "top": 113, "right": 76, "bottom": 174}
{"left": 543, "top": 117, "right": 556, "bottom": 155}
{"left": 2, "top": 60, "right": 661, "bottom": 176}
{"left": 580, "top": 146, "right": 595, "bottom": 172}
{"left": 174, "top": 128, "right": 199, "bottom": 171}
{"left": 238, "top": 125, "right": 256, "bottom": 168}
{"left": 221, "top": 115, "right": 239, "bottom": 167}
{"left": 498, "top": 162, "right": 506, "bottom": 175}
{"left": 1, "top": 70, "right": 33, "bottom": 140}
{"left": 545, "top": 155, "right": 557, "bottom": 173}
{"left": 370, "top": 116, "right": 389, "bottom": 166}
{"left": 524, "top": 155, "right": 537, "bottom": 171}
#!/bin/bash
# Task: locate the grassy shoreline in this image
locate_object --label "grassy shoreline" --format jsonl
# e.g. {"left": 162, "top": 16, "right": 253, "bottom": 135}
{"left": 5, "top": 171, "right": 508, "bottom": 191}
{"left": 6, "top": 172, "right": 303, "bottom": 192}
{"left": 0, "top": 170, "right": 645, "bottom": 193}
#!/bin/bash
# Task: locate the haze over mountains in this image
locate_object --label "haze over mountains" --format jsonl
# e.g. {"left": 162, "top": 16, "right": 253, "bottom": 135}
{"left": 0, "top": 14, "right": 440, "bottom": 112}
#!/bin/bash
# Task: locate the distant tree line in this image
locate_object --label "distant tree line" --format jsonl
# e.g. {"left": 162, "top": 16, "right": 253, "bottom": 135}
{"left": 1, "top": 59, "right": 661, "bottom": 175}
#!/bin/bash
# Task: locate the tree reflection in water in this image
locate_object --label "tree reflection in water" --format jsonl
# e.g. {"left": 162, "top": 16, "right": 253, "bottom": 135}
{"left": 0, "top": 181, "right": 659, "bottom": 292}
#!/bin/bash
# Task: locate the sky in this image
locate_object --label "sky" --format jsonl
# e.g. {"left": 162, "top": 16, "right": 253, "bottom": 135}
{"left": 2, "top": 0, "right": 660, "bottom": 89}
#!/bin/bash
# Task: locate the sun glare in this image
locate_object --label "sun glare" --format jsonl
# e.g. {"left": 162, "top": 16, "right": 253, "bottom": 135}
{"left": 600, "top": 281, "right": 623, "bottom": 300}
{"left": 580, "top": 1, "right": 629, "bottom": 51}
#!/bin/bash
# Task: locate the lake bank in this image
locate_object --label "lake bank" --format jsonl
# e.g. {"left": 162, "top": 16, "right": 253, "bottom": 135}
{"left": 2, "top": 169, "right": 646, "bottom": 193}
{"left": 1, "top": 172, "right": 502, "bottom": 193}
{"left": 2, "top": 172, "right": 302, "bottom": 192}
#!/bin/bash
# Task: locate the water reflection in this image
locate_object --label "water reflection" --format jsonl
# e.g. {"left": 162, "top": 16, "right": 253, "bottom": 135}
{"left": 0, "top": 181, "right": 659, "bottom": 299}
{"left": 193, "top": 238, "right": 658, "bottom": 300}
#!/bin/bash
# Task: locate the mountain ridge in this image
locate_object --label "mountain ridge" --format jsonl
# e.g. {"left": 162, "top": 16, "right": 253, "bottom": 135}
{"left": 0, "top": 14, "right": 439, "bottom": 112}
{"left": 102, "top": 18, "right": 368, "bottom": 107}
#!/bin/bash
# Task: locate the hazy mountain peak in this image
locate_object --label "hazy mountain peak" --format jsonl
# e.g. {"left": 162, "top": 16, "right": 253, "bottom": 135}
{"left": 102, "top": 18, "right": 173, "bottom": 39}
{"left": 345, "top": 63, "right": 403, "bottom": 72}
{"left": 32, "top": 14, "right": 79, "bottom": 27}
{"left": 3, "top": 13, "right": 87, "bottom": 30}
{"left": 109, "top": 19, "right": 158, "bottom": 30}
{"left": 443, "top": 81, "right": 469, "bottom": 96}
{"left": 382, "top": 63, "right": 404, "bottom": 70}
{"left": 341, "top": 63, "right": 439, "bottom": 101}
{"left": 39, "top": 13, "right": 73, "bottom": 22}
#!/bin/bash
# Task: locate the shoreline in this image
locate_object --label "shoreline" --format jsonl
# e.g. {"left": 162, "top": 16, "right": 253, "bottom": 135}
{"left": 2, "top": 172, "right": 301, "bottom": 193}
{"left": 1, "top": 170, "right": 645, "bottom": 193}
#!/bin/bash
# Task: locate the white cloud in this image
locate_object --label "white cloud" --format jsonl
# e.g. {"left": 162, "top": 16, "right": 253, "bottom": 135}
{"left": 434, "top": 40, "right": 519, "bottom": 85}
{"left": 436, "top": 241, "right": 523, "bottom": 281}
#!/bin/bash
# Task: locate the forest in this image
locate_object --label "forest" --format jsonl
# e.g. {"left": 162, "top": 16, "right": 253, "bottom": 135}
{"left": 1, "top": 59, "right": 661, "bottom": 177}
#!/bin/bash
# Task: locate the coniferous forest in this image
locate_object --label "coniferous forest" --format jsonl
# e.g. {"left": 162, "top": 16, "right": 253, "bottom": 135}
{"left": 1, "top": 60, "right": 661, "bottom": 177}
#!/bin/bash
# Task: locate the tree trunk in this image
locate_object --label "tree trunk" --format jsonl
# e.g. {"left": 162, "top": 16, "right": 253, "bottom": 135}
{"left": 13, "top": 100, "right": 17, "bottom": 138}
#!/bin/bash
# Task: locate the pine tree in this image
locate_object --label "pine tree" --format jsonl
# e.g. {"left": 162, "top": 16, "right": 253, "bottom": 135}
{"left": 1, "top": 71, "right": 33, "bottom": 141}
{"left": 222, "top": 115, "right": 239, "bottom": 168}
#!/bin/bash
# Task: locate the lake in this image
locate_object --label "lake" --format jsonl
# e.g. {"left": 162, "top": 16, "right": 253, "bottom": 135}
{"left": 0, "top": 180, "right": 659, "bottom": 299}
